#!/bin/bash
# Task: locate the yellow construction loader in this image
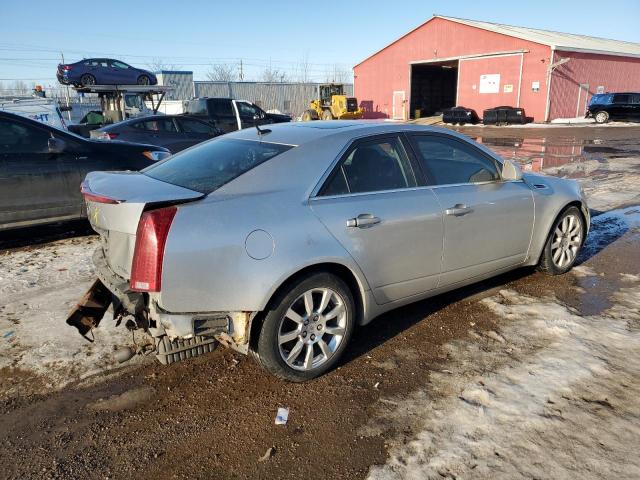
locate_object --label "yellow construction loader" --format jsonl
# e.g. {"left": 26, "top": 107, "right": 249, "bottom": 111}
{"left": 301, "top": 83, "right": 363, "bottom": 121}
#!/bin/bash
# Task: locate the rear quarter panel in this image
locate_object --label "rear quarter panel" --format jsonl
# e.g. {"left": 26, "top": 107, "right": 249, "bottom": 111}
{"left": 159, "top": 191, "right": 369, "bottom": 313}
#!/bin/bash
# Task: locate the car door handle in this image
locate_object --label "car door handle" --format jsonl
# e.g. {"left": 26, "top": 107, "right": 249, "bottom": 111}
{"left": 445, "top": 204, "right": 473, "bottom": 216}
{"left": 347, "top": 214, "right": 381, "bottom": 228}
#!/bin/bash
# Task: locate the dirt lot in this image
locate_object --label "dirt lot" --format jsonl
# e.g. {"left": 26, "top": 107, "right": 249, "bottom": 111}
{"left": 1, "top": 125, "right": 639, "bottom": 480}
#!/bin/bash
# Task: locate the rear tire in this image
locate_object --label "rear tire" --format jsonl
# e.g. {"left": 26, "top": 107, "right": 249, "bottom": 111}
{"left": 538, "top": 206, "right": 585, "bottom": 275}
{"left": 137, "top": 75, "right": 151, "bottom": 85}
{"left": 594, "top": 111, "right": 609, "bottom": 124}
{"left": 80, "top": 74, "right": 96, "bottom": 86}
{"left": 322, "top": 109, "right": 334, "bottom": 120}
{"left": 256, "top": 272, "right": 355, "bottom": 382}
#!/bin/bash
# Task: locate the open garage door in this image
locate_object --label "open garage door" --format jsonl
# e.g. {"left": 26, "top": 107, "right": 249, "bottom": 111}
{"left": 410, "top": 61, "right": 458, "bottom": 119}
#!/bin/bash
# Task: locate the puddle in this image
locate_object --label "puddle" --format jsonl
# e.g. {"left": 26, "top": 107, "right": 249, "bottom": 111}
{"left": 474, "top": 135, "right": 640, "bottom": 174}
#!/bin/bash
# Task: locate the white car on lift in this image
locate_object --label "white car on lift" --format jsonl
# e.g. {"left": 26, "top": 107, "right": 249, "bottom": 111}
{"left": 0, "top": 97, "right": 68, "bottom": 130}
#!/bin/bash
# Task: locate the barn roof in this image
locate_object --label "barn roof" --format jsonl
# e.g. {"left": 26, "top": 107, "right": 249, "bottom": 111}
{"left": 355, "top": 15, "right": 640, "bottom": 68}
{"left": 440, "top": 16, "right": 640, "bottom": 58}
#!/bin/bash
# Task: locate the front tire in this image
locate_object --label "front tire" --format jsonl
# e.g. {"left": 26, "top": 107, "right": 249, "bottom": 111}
{"left": 256, "top": 272, "right": 355, "bottom": 382}
{"left": 538, "top": 206, "right": 585, "bottom": 275}
{"left": 594, "top": 111, "right": 609, "bottom": 124}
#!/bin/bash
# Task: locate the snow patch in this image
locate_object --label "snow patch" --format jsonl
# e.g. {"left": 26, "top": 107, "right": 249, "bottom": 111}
{"left": 367, "top": 280, "right": 640, "bottom": 480}
{"left": 0, "top": 237, "right": 147, "bottom": 395}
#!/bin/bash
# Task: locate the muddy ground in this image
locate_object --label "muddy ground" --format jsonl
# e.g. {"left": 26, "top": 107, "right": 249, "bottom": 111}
{"left": 1, "top": 125, "right": 639, "bottom": 480}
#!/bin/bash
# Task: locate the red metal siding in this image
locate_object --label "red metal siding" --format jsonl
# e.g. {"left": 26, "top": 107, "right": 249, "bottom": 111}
{"left": 549, "top": 51, "right": 640, "bottom": 119}
{"left": 457, "top": 55, "right": 522, "bottom": 115}
{"left": 354, "top": 17, "right": 551, "bottom": 121}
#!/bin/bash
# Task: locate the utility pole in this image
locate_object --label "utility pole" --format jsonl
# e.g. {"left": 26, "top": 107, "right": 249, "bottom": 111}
{"left": 61, "top": 52, "right": 72, "bottom": 121}
{"left": 239, "top": 59, "right": 244, "bottom": 81}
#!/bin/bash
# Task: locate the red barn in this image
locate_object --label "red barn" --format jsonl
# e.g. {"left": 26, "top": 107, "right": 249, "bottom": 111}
{"left": 354, "top": 16, "right": 640, "bottom": 122}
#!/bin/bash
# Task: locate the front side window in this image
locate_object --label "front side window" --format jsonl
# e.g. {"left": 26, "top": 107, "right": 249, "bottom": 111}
{"left": 236, "top": 102, "right": 260, "bottom": 118}
{"left": 320, "top": 136, "right": 417, "bottom": 196}
{"left": 410, "top": 135, "right": 500, "bottom": 185}
{"left": 0, "top": 120, "right": 50, "bottom": 153}
{"left": 143, "top": 138, "right": 293, "bottom": 194}
{"left": 111, "top": 61, "right": 130, "bottom": 69}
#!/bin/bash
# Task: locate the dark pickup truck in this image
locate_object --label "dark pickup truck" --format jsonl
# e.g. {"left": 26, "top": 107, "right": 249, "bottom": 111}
{"left": 184, "top": 98, "right": 291, "bottom": 133}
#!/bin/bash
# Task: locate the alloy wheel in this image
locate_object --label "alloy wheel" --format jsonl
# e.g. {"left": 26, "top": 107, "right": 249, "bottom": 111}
{"left": 278, "top": 287, "right": 347, "bottom": 371}
{"left": 551, "top": 213, "right": 583, "bottom": 268}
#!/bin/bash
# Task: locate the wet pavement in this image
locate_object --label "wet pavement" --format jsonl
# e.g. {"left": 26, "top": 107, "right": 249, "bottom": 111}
{"left": 0, "top": 125, "right": 639, "bottom": 479}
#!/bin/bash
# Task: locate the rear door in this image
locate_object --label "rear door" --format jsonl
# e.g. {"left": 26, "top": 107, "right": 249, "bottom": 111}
{"left": 408, "top": 133, "right": 534, "bottom": 287}
{"left": 310, "top": 134, "right": 443, "bottom": 304}
{"left": 610, "top": 94, "right": 631, "bottom": 119}
{"left": 0, "top": 117, "right": 77, "bottom": 228}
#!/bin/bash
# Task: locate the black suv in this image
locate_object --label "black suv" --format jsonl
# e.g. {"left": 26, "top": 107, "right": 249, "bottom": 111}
{"left": 0, "top": 111, "right": 169, "bottom": 230}
{"left": 587, "top": 92, "right": 640, "bottom": 123}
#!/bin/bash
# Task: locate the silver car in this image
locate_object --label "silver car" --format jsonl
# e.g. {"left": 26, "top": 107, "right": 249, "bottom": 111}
{"left": 67, "top": 122, "right": 589, "bottom": 381}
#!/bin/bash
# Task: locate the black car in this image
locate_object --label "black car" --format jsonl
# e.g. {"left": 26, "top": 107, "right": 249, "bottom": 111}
{"left": 183, "top": 98, "right": 291, "bottom": 133}
{"left": 0, "top": 111, "right": 170, "bottom": 230}
{"left": 90, "top": 115, "right": 223, "bottom": 153}
{"left": 587, "top": 92, "right": 640, "bottom": 123}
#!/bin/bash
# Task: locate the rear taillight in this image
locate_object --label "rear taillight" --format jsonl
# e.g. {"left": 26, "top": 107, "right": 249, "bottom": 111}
{"left": 130, "top": 207, "right": 177, "bottom": 292}
{"left": 81, "top": 181, "right": 120, "bottom": 204}
{"left": 62, "top": 65, "right": 72, "bottom": 71}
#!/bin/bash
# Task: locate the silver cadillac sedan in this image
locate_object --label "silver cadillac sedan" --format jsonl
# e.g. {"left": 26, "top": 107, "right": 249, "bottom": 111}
{"left": 67, "top": 122, "right": 589, "bottom": 381}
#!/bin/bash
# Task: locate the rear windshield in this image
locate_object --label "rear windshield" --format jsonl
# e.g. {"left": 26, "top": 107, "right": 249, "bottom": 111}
{"left": 142, "top": 138, "right": 293, "bottom": 194}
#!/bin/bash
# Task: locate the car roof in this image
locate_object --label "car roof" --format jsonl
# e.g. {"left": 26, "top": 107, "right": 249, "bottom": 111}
{"left": 225, "top": 121, "right": 460, "bottom": 146}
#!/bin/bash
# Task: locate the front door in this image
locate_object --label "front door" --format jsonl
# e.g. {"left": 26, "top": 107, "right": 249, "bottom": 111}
{"left": 310, "top": 134, "right": 443, "bottom": 304}
{"left": 392, "top": 91, "right": 405, "bottom": 120}
{"left": 407, "top": 133, "right": 534, "bottom": 286}
{"left": 0, "top": 118, "right": 77, "bottom": 228}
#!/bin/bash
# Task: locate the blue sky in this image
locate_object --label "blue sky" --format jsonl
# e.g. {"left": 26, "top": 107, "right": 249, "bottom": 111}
{"left": 1, "top": 0, "right": 639, "bottom": 88}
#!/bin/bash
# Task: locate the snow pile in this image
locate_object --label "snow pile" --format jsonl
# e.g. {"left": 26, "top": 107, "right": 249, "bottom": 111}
{"left": 0, "top": 237, "right": 143, "bottom": 395}
{"left": 367, "top": 283, "right": 640, "bottom": 480}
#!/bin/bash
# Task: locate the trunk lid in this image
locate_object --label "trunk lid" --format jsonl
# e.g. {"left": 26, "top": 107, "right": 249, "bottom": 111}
{"left": 83, "top": 171, "right": 203, "bottom": 279}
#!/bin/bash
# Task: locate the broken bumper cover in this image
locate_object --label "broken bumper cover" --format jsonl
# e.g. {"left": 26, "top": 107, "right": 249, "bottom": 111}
{"left": 65, "top": 247, "right": 255, "bottom": 363}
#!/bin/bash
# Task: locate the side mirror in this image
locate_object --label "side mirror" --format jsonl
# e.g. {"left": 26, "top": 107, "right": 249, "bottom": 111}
{"left": 48, "top": 137, "right": 67, "bottom": 154}
{"left": 501, "top": 159, "right": 523, "bottom": 181}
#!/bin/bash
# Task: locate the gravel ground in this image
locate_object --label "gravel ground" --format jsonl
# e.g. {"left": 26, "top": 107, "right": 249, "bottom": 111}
{"left": 0, "top": 125, "right": 638, "bottom": 480}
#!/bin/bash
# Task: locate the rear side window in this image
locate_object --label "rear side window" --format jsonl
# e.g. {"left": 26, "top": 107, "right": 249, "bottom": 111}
{"left": 136, "top": 118, "right": 178, "bottom": 132}
{"left": 613, "top": 94, "right": 631, "bottom": 104}
{"left": 209, "top": 99, "right": 233, "bottom": 116}
{"left": 320, "top": 136, "right": 417, "bottom": 196}
{"left": 143, "top": 138, "right": 293, "bottom": 194}
{"left": 410, "top": 135, "right": 500, "bottom": 185}
{"left": 177, "top": 118, "right": 215, "bottom": 134}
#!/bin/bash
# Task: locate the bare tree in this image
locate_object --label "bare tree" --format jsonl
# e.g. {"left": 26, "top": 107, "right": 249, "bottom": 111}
{"left": 206, "top": 63, "right": 238, "bottom": 82}
{"left": 11, "top": 80, "right": 29, "bottom": 95}
{"left": 147, "top": 58, "right": 178, "bottom": 72}
{"left": 261, "top": 66, "right": 288, "bottom": 83}
{"left": 325, "top": 64, "right": 352, "bottom": 84}
{"left": 295, "top": 52, "right": 311, "bottom": 83}
{"left": 0, "top": 81, "right": 5, "bottom": 96}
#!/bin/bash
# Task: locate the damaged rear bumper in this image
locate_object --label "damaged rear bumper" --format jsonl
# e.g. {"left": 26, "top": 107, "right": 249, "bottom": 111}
{"left": 65, "top": 247, "right": 256, "bottom": 365}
